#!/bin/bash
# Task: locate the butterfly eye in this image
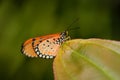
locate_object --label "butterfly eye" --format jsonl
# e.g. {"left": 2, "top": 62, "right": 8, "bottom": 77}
{"left": 61, "top": 31, "right": 68, "bottom": 36}
{"left": 65, "top": 31, "right": 68, "bottom": 36}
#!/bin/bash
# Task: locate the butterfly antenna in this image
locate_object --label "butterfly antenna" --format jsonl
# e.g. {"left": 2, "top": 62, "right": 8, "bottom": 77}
{"left": 68, "top": 26, "right": 80, "bottom": 31}
{"left": 65, "top": 18, "right": 79, "bottom": 31}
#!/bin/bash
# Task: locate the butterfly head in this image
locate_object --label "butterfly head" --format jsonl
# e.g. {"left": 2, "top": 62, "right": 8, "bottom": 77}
{"left": 60, "top": 31, "right": 68, "bottom": 37}
{"left": 60, "top": 30, "right": 70, "bottom": 42}
{"left": 60, "top": 18, "right": 79, "bottom": 41}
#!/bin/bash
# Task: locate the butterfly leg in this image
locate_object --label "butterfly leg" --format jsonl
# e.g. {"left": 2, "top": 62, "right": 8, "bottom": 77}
{"left": 65, "top": 36, "right": 71, "bottom": 41}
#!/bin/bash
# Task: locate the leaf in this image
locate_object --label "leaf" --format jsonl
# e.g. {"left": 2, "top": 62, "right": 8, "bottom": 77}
{"left": 53, "top": 39, "right": 120, "bottom": 80}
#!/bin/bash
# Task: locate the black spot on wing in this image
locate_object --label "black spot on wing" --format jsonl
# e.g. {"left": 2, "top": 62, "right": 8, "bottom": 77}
{"left": 46, "top": 40, "right": 49, "bottom": 42}
{"left": 47, "top": 45, "right": 50, "bottom": 47}
{"left": 39, "top": 40, "right": 42, "bottom": 43}
{"left": 32, "top": 38, "right": 36, "bottom": 47}
{"left": 32, "top": 38, "right": 36, "bottom": 41}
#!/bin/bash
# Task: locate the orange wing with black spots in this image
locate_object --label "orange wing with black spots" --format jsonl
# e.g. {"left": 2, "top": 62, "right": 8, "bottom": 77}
{"left": 21, "top": 31, "right": 70, "bottom": 59}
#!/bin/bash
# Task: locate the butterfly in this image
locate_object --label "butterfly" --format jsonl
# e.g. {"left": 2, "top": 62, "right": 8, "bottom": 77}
{"left": 21, "top": 18, "right": 79, "bottom": 59}
{"left": 21, "top": 31, "right": 70, "bottom": 59}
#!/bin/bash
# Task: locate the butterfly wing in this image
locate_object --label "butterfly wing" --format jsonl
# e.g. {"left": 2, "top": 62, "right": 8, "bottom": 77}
{"left": 21, "top": 33, "right": 60, "bottom": 58}
{"left": 21, "top": 38, "right": 37, "bottom": 57}
{"left": 34, "top": 36, "right": 61, "bottom": 59}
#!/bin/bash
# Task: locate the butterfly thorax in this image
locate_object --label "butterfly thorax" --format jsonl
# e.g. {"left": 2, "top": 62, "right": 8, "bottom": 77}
{"left": 59, "top": 31, "right": 70, "bottom": 44}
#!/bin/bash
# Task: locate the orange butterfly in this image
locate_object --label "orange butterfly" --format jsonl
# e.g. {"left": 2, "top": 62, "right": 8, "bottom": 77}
{"left": 21, "top": 31, "right": 70, "bottom": 59}
{"left": 21, "top": 18, "right": 79, "bottom": 59}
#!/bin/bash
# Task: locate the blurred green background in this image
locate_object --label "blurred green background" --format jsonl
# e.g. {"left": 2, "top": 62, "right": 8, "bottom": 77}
{"left": 0, "top": 0, "right": 119, "bottom": 80}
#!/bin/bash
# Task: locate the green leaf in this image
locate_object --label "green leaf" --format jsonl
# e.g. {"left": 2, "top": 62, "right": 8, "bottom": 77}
{"left": 53, "top": 39, "right": 120, "bottom": 80}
